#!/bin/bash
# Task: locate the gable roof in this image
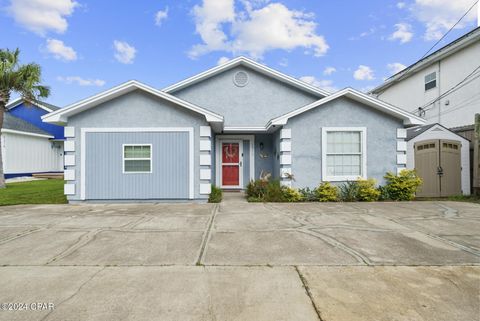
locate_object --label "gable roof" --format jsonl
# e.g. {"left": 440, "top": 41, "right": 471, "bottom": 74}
{"left": 371, "top": 26, "right": 480, "bottom": 94}
{"left": 3, "top": 113, "right": 53, "bottom": 138}
{"left": 406, "top": 123, "right": 470, "bottom": 142}
{"left": 6, "top": 97, "right": 60, "bottom": 112}
{"left": 163, "top": 56, "right": 330, "bottom": 97}
{"left": 42, "top": 80, "right": 224, "bottom": 125}
{"left": 267, "top": 88, "right": 426, "bottom": 128}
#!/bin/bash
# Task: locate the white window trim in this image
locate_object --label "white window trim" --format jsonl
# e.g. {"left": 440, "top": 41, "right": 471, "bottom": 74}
{"left": 81, "top": 127, "right": 194, "bottom": 200}
{"left": 424, "top": 71, "right": 436, "bottom": 91}
{"left": 122, "top": 144, "right": 153, "bottom": 174}
{"left": 321, "top": 127, "right": 367, "bottom": 182}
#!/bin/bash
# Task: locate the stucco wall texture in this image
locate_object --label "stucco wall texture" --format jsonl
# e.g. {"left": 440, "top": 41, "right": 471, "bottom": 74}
{"left": 285, "top": 97, "right": 403, "bottom": 188}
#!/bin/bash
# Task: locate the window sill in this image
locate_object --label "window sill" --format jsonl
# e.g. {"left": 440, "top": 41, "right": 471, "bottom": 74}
{"left": 323, "top": 175, "right": 366, "bottom": 182}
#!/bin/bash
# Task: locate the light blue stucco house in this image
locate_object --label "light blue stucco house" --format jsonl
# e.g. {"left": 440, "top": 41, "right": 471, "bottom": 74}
{"left": 42, "top": 57, "right": 425, "bottom": 202}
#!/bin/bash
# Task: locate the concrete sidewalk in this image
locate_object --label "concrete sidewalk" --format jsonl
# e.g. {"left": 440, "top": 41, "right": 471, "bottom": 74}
{"left": 0, "top": 201, "right": 479, "bottom": 320}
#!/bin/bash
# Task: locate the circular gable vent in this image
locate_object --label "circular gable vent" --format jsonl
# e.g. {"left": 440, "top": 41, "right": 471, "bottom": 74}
{"left": 233, "top": 71, "right": 249, "bottom": 87}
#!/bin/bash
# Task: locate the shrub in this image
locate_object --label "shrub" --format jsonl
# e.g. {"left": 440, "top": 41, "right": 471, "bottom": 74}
{"left": 384, "top": 169, "right": 423, "bottom": 201}
{"left": 315, "top": 182, "right": 339, "bottom": 202}
{"left": 283, "top": 187, "right": 303, "bottom": 202}
{"left": 264, "top": 180, "right": 286, "bottom": 202}
{"left": 356, "top": 178, "right": 380, "bottom": 202}
{"left": 377, "top": 185, "right": 390, "bottom": 201}
{"left": 339, "top": 181, "right": 360, "bottom": 202}
{"left": 246, "top": 179, "right": 269, "bottom": 199}
{"left": 208, "top": 185, "right": 222, "bottom": 203}
{"left": 299, "top": 187, "right": 319, "bottom": 202}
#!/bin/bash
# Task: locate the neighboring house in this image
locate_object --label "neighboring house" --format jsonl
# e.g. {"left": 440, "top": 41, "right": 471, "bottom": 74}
{"left": 370, "top": 26, "right": 480, "bottom": 129}
{"left": 370, "top": 27, "right": 480, "bottom": 196}
{"left": 42, "top": 57, "right": 424, "bottom": 202}
{"left": 2, "top": 99, "right": 64, "bottom": 178}
{"left": 406, "top": 124, "right": 470, "bottom": 197}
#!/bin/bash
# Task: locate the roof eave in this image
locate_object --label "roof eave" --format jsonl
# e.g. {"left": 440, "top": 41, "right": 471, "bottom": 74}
{"left": 163, "top": 56, "right": 329, "bottom": 97}
{"left": 42, "top": 80, "right": 224, "bottom": 125}
{"left": 267, "top": 88, "right": 425, "bottom": 128}
{"left": 371, "top": 27, "right": 480, "bottom": 94}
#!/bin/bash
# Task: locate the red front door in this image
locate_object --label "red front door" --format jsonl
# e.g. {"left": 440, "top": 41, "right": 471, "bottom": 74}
{"left": 222, "top": 142, "right": 240, "bottom": 186}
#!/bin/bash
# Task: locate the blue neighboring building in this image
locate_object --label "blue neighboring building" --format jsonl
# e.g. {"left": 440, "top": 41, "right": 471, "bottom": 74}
{"left": 2, "top": 98, "right": 64, "bottom": 178}
{"left": 7, "top": 99, "right": 64, "bottom": 139}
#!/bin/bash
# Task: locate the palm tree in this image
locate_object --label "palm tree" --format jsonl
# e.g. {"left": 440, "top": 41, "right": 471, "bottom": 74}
{"left": 0, "top": 48, "right": 50, "bottom": 188}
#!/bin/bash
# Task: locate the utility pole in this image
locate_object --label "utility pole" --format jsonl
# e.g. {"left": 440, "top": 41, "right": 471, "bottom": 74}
{"left": 474, "top": 114, "right": 480, "bottom": 195}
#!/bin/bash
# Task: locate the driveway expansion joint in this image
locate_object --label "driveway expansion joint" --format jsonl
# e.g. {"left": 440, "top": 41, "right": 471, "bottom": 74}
{"left": 294, "top": 266, "right": 325, "bottom": 321}
{"left": 196, "top": 204, "right": 219, "bottom": 266}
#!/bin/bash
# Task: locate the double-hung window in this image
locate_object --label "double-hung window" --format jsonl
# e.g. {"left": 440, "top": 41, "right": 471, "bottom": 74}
{"left": 123, "top": 144, "right": 152, "bottom": 173}
{"left": 322, "top": 128, "right": 366, "bottom": 181}
{"left": 424, "top": 72, "right": 436, "bottom": 91}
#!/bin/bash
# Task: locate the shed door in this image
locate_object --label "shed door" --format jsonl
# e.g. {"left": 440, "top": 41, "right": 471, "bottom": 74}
{"left": 84, "top": 131, "right": 190, "bottom": 200}
{"left": 414, "top": 139, "right": 461, "bottom": 197}
{"left": 440, "top": 140, "right": 461, "bottom": 196}
{"left": 415, "top": 140, "right": 440, "bottom": 197}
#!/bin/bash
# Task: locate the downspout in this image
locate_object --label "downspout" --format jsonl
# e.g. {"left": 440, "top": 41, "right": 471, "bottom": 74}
{"left": 438, "top": 60, "right": 441, "bottom": 124}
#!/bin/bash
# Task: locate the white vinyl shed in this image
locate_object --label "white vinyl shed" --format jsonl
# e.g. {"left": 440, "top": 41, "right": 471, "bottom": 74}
{"left": 406, "top": 123, "right": 470, "bottom": 196}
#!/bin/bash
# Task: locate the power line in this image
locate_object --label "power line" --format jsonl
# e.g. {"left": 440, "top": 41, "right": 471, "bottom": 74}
{"left": 376, "top": 0, "right": 479, "bottom": 94}
{"left": 420, "top": 0, "right": 479, "bottom": 60}
{"left": 439, "top": 93, "right": 480, "bottom": 116}
{"left": 411, "top": 64, "right": 480, "bottom": 114}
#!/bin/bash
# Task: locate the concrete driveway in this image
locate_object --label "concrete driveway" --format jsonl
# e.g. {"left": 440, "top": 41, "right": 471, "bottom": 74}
{"left": 0, "top": 194, "right": 479, "bottom": 321}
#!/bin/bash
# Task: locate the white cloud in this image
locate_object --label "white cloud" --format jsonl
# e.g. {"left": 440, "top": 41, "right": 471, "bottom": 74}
{"left": 57, "top": 76, "right": 105, "bottom": 87}
{"left": 7, "top": 0, "right": 78, "bottom": 36}
{"left": 155, "top": 7, "right": 169, "bottom": 26}
{"left": 113, "top": 40, "right": 136, "bottom": 64}
{"left": 190, "top": 0, "right": 235, "bottom": 57}
{"left": 389, "top": 23, "right": 413, "bottom": 43}
{"left": 411, "top": 0, "right": 478, "bottom": 40}
{"left": 353, "top": 65, "right": 375, "bottom": 81}
{"left": 396, "top": 2, "right": 406, "bottom": 9}
{"left": 189, "top": 0, "right": 329, "bottom": 59}
{"left": 45, "top": 39, "right": 77, "bottom": 61}
{"left": 323, "top": 66, "right": 336, "bottom": 76}
{"left": 387, "top": 62, "right": 407, "bottom": 75}
{"left": 217, "top": 56, "right": 230, "bottom": 65}
{"left": 300, "top": 76, "right": 338, "bottom": 93}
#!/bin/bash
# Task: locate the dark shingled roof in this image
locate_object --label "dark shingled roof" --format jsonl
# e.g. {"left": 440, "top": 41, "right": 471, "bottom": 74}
{"left": 3, "top": 113, "right": 52, "bottom": 136}
{"left": 406, "top": 124, "right": 436, "bottom": 141}
{"left": 407, "top": 123, "right": 471, "bottom": 142}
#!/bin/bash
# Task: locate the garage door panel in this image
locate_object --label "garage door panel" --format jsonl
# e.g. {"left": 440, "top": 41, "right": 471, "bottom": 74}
{"left": 85, "top": 132, "right": 189, "bottom": 199}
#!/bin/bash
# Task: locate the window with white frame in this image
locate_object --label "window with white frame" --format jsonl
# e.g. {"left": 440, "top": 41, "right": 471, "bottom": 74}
{"left": 424, "top": 72, "right": 436, "bottom": 91}
{"left": 123, "top": 144, "right": 152, "bottom": 173}
{"left": 322, "top": 128, "right": 366, "bottom": 181}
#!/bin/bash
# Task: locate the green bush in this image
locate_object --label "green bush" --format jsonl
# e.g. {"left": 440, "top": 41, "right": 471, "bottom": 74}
{"left": 283, "top": 187, "right": 303, "bottom": 202}
{"left": 208, "top": 185, "right": 222, "bottom": 203}
{"left": 356, "top": 178, "right": 380, "bottom": 202}
{"left": 246, "top": 179, "right": 269, "bottom": 199}
{"left": 315, "top": 182, "right": 339, "bottom": 202}
{"left": 264, "top": 180, "right": 286, "bottom": 202}
{"left": 384, "top": 169, "right": 423, "bottom": 201}
{"left": 247, "top": 179, "right": 285, "bottom": 202}
{"left": 377, "top": 185, "right": 390, "bottom": 201}
{"left": 339, "top": 181, "right": 360, "bottom": 202}
{"left": 298, "top": 187, "right": 319, "bottom": 202}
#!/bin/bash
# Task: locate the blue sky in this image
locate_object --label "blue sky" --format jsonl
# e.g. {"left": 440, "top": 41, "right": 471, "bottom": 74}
{"left": 1, "top": 0, "right": 478, "bottom": 106}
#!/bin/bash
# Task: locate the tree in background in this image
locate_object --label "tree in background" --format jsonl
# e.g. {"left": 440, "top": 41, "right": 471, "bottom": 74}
{"left": 0, "top": 48, "right": 50, "bottom": 188}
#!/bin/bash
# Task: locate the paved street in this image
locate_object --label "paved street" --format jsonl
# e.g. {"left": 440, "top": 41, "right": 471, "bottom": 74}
{"left": 0, "top": 194, "right": 479, "bottom": 320}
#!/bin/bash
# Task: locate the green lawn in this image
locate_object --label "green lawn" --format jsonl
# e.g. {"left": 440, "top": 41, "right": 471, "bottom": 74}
{"left": 0, "top": 179, "right": 67, "bottom": 206}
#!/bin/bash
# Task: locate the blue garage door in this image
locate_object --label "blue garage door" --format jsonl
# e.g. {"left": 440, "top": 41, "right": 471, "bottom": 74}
{"left": 85, "top": 131, "right": 189, "bottom": 200}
